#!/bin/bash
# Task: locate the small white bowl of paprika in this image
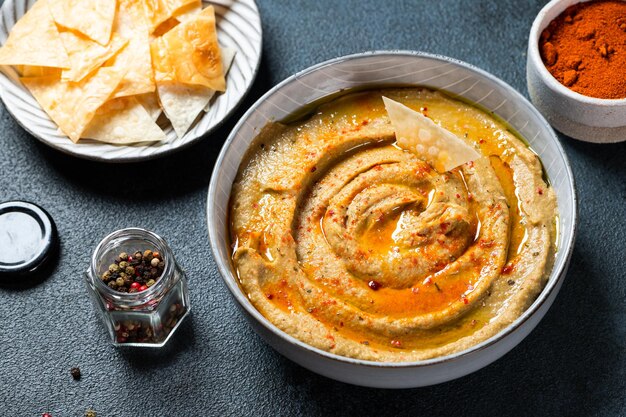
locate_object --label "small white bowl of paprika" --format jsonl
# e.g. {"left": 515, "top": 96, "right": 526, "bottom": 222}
{"left": 527, "top": 0, "right": 626, "bottom": 143}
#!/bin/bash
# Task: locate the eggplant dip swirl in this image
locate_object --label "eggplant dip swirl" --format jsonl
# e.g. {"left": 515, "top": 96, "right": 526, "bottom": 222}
{"left": 229, "top": 88, "right": 557, "bottom": 361}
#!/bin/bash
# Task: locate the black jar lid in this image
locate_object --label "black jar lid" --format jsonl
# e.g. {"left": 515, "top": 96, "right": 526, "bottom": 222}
{"left": 0, "top": 201, "right": 57, "bottom": 277}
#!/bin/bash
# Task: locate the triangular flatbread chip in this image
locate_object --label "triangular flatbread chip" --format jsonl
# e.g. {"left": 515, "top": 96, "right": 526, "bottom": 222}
{"left": 21, "top": 66, "right": 62, "bottom": 78}
{"left": 108, "top": 0, "right": 155, "bottom": 98}
{"left": 383, "top": 96, "right": 480, "bottom": 173}
{"left": 21, "top": 67, "right": 125, "bottom": 142}
{"left": 143, "top": 0, "right": 199, "bottom": 32}
{"left": 158, "top": 46, "right": 235, "bottom": 136}
{"left": 60, "top": 31, "right": 127, "bottom": 82}
{"left": 157, "top": 82, "right": 213, "bottom": 138}
{"left": 203, "top": 47, "right": 236, "bottom": 112}
{"left": 135, "top": 92, "right": 161, "bottom": 121}
{"left": 151, "top": 17, "right": 180, "bottom": 39}
{"left": 48, "top": 0, "right": 117, "bottom": 46}
{"left": 150, "top": 6, "right": 225, "bottom": 91}
{"left": 0, "top": 0, "right": 70, "bottom": 68}
{"left": 83, "top": 96, "right": 166, "bottom": 144}
{"left": 173, "top": 0, "right": 202, "bottom": 22}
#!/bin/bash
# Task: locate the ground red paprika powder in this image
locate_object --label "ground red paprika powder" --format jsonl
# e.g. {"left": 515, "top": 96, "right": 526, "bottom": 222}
{"left": 539, "top": 0, "right": 626, "bottom": 99}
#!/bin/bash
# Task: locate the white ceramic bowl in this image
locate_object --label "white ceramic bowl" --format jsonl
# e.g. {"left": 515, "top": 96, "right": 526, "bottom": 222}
{"left": 207, "top": 51, "right": 577, "bottom": 388}
{"left": 527, "top": 0, "right": 626, "bottom": 143}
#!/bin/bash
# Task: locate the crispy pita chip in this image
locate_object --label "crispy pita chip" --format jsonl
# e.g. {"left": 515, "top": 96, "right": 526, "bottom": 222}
{"left": 48, "top": 0, "right": 117, "bottom": 46}
{"left": 173, "top": 0, "right": 202, "bottom": 22}
{"left": 143, "top": 0, "right": 198, "bottom": 32}
{"left": 0, "top": 0, "right": 70, "bottom": 68}
{"left": 157, "top": 82, "right": 213, "bottom": 138}
{"left": 60, "top": 31, "right": 127, "bottom": 82}
{"left": 151, "top": 17, "right": 180, "bottom": 39}
{"left": 135, "top": 92, "right": 161, "bottom": 121}
{"left": 21, "top": 67, "right": 125, "bottom": 142}
{"left": 21, "top": 66, "right": 62, "bottom": 78}
{"left": 151, "top": 6, "right": 225, "bottom": 91}
{"left": 108, "top": 0, "right": 155, "bottom": 98}
{"left": 158, "top": 47, "right": 235, "bottom": 136}
{"left": 383, "top": 97, "right": 480, "bottom": 173}
{"left": 83, "top": 96, "right": 166, "bottom": 144}
{"left": 203, "top": 47, "right": 236, "bottom": 112}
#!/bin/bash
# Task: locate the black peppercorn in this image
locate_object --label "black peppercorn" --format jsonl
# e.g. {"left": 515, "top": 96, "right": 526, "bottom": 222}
{"left": 101, "top": 249, "right": 166, "bottom": 295}
{"left": 70, "top": 367, "right": 81, "bottom": 380}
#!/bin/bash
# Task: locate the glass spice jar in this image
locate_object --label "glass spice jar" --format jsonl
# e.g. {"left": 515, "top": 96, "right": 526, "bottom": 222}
{"left": 84, "top": 228, "right": 190, "bottom": 347}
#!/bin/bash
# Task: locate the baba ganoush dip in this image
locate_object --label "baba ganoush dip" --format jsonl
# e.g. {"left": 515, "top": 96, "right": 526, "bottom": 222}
{"left": 229, "top": 88, "right": 558, "bottom": 362}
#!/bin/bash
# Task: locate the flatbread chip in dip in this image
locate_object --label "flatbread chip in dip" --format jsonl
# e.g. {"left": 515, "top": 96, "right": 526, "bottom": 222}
{"left": 60, "top": 31, "right": 127, "bottom": 82}
{"left": 83, "top": 96, "right": 166, "bottom": 144}
{"left": 143, "top": 0, "right": 199, "bottom": 32}
{"left": 107, "top": 0, "right": 155, "bottom": 98}
{"left": 0, "top": 0, "right": 69, "bottom": 68}
{"left": 21, "top": 67, "right": 124, "bottom": 142}
{"left": 150, "top": 6, "right": 225, "bottom": 91}
{"left": 48, "top": 0, "right": 117, "bottom": 46}
{"left": 383, "top": 96, "right": 480, "bottom": 173}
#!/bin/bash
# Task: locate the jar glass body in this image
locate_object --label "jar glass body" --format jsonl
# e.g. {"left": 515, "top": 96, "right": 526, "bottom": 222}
{"left": 84, "top": 228, "right": 190, "bottom": 347}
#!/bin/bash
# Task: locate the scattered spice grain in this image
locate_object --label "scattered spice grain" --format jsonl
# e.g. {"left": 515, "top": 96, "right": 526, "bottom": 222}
{"left": 70, "top": 367, "right": 81, "bottom": 380}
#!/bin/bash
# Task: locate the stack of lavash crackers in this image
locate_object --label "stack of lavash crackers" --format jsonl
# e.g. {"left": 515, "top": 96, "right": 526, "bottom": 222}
{"left": 0, "top": 0, "right": 235, "bottom": 144}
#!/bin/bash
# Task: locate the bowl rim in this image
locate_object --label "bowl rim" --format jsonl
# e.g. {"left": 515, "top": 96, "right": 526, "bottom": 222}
{"left": 528, "top": 0, "right": 626, "bottom": 105}
{"left": 207, "top": 50, "right": 578, "bottom": 368}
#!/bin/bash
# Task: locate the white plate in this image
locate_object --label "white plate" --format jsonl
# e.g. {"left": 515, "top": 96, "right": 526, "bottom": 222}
{"left": 0, "top": 0, "right": 262, "bottom": 162}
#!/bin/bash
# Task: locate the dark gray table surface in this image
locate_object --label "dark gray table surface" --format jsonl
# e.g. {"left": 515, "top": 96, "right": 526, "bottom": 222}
{"left": 1, "top": 1, "right": 625, "bottom": 416}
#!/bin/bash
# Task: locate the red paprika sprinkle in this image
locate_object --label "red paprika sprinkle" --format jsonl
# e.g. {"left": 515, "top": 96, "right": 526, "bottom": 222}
{"left": 502, "top": 264, "right": 515, "bottom": 275}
